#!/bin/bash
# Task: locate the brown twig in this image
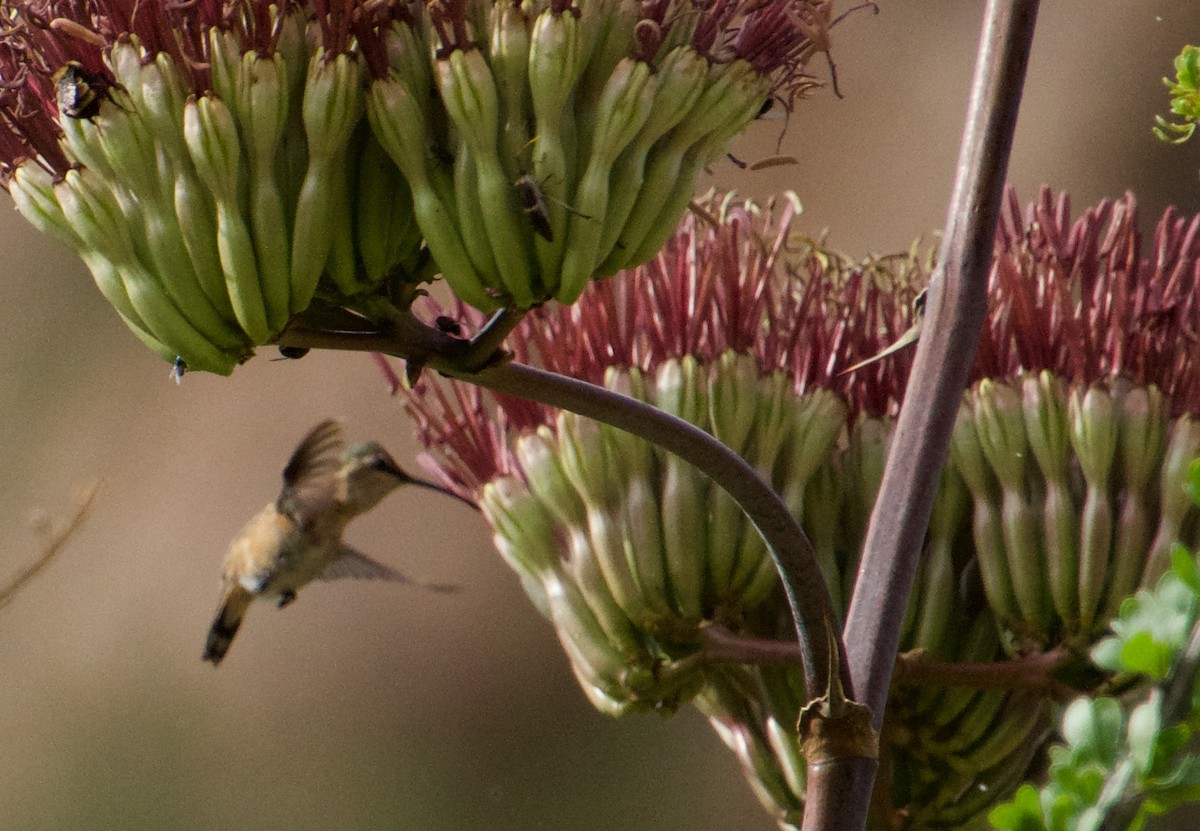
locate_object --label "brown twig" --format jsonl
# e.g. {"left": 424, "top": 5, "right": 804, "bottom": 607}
{"left": 892, "top": 648, "right": 1073, "bottom": 698}
{"left": 0, "top": 481, "right": 100, "bottom": 613}
{"left": 700, "top": 625, "right": 1073, "bottom": 696}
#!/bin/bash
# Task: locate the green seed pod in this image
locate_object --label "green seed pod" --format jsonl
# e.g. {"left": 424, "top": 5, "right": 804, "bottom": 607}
{"left": 557, "top": 411, "right": 652, "bottom": 625}
{"left": 58, "top": 105, "right": 113, "bottom": 178}
{"left": 274, "top": 10, "right": 312, "bottom": 214}
{"left": 596, "top": 46, "right": 709, "bottom": 275}
{"left": 727, "top": 373, "right": 812, "bottom": 609}
{"left": 906, "top": 465, "right": 970, "bottom": 657}
{"left": 920, "top": 688, "right": 1008, "bottom": 754}
{"left": 514, "top": 426, "right": 588, "bottom": 528}
{"left": 841, "top": 414, "right": 890, "bottom": 587}
{"left": 1145, "top": 415, "right": 1200, "bottom": 584}
{"left": 172, "top": 164, "right": 240, "bottom": 324}
{"left": 488, "top": 3, "right": 533, "bottom": 180}
{"left": 355, "top": 133, "right": 420, "bottom": 285}
{"left": 527, "top": 6, "right": 585, "bottom": 279}
{"left": 597, "top": 369, "right": 675, "bottom": 623}
{"left": 1069, "top": 384, "right": 1117, "bottom": 631}
{"left": 950, "top": 397, "right": 1021, "bottom": 625}
{"left": 94, "top": 80, "right": 246, "bottom": 351}
{"left": 610, "top": 61, "right": 763, "bottom": 269}
{"left": 183, "top": 95, "right": 271, "bottom": 343}
{"left": 452, "top": 142, "right": 504, "bottom": 292}
{"left": 236, "top": 52, "right": 293, "bottom": 330}
{"left": 705, "top": 353, "right": 763, "bottom": 603}
{"left": 367, "top": 75, "right": 498, "bottom": 311}
{"left": 798, "top": 460, "right": 845, "bottom": 617}
{"left": 573, "top": 0, "right": 639, "bottom": 122}
{"left": 10, "top": 163, "right": 83, "bottom": 248}
{"left": 974, "top": 378, "right": 1052, "bottom": 634}
{"left": 624, "top": 77, "right": 769, "bottom": 269}
{"left": 563, "top": 523, "right": 644, "bottom": 658}
{"left": 132, "top": 55, "right": 240, "bottom": 324}
{"left": 138, "top": 54, "right": 190, "bottom": 167}
{"left": 654, "top": 357, "right": 709, "bottom": 618}
{"left": 945, "top": 693, "right": 1048, "bottom": 777}
{"left": 323, "top": 140, "right": 361, "bottom": 295}
{"left": 57, "top": 169, "right": 238, "bottom": 373}
{"left": 1105, "top": 383, "right": 1166, "bottom": 619}
{"left": 1020, "top": 371, "right": 1080, "bottom": 628}
{"left": 438, "top": 47, "right": 536, "bottom": 305}
{"left": 544, "top": 571, "right": 637, "bottom": 717}
{"left": 927, "top": 608, "right": 1002, "bottom": 728}
{"left": 481, "top": 476, "right": 563, "bottom": 617}
{"left": 290, "top": 51, "right": 364, "bottom": 314}
{"left": 556, "top": 58, "right": 656, "bottom": 303}
{"left": 206, "top": 27, "right": 244, "bottom": 108}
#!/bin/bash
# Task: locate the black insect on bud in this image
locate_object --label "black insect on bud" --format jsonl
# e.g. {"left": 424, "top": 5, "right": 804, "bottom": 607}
{"left": 51, "top": 62, "right": 109, "bottom": 120}
{"left": 514, "top": 175, "right": 554, "bottom": 242}
{"left": 434, "top": 316, "right": 464, "bottom": 337}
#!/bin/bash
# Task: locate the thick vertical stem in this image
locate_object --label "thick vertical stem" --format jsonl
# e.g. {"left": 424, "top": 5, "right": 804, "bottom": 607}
{"left": 842, "top": 0, "right": 1040, "bottom": 729}
{"left": 811, "top": 6, "right": 1040, "bottom": 825}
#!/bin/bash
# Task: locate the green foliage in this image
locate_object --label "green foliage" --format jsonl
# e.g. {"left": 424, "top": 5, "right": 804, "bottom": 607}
{"left": 1154, "top": 45, "right": 1200, "bottom": 144}
{"left": 989, "top": 460, "right": 1200, "bottom": 831}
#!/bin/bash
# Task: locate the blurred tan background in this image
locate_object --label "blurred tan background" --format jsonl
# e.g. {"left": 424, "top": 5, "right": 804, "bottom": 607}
{"left": 2, "top": 2, "right": 1199, "bottom": 829}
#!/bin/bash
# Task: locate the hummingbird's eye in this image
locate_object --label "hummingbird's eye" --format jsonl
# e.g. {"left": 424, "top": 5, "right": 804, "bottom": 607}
{"left": 368, "top": 457, "right": 390, "bottom": 471}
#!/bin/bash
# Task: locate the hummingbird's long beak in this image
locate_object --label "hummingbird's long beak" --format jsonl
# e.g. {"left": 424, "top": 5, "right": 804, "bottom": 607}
{"left": 406, "top": 475, "right": 480, "bottom": 512}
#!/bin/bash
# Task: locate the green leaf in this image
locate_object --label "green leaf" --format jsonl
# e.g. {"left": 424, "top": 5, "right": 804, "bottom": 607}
{"left": 1186, "top": 458, "right": 1200, "bottom": 505}
{"left": 988, "top": 784, "right": 1046, "bottom": 831}
{"left": 1171, "top": 545, "right": 1200, "bottom": 594}
{"left": 1062, "top": 698, "right": 1124, "bottom": 766}
{"left": 1127, "top": 698, "right": 1162, "bottom": 774}
{"left": 1158, "top": 46, "right": 1200, "bottom": 144}
{"left": 1121, "top": 631, "right": 1176, "bottom": 679}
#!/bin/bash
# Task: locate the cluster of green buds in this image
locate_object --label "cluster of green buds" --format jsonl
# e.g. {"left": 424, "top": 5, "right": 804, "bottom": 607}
{"left": 401, "top": 188, "right": 1200, "bottom": 827}
{"left": 476, "top": 356, "right": 848, "bottom": 714}
{"left": 0, "top": 0, "right": 837, "bottom": 374}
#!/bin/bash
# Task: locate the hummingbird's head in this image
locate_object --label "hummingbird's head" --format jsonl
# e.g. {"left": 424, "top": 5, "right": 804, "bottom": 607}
{"left": 339, "top": 442, "right": 414, "bottom": 513}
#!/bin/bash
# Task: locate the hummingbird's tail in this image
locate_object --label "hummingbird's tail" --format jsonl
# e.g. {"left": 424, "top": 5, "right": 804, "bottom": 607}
{"left": 202, "top": 587, "right": 253, "bottom": 666}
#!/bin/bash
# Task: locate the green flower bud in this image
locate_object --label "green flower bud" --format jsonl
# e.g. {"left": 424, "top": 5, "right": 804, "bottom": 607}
{"left": 184, "top": 95, "right": 270, "bottom": 343}
{"left": 1069, "top": 385, "right": 1117, "bottom": 631}
{"left": 975, "top": 378, "right": 1052, "bottom": 634}
{"left": 290, "top": 51, "right": 364, "bottom": 312}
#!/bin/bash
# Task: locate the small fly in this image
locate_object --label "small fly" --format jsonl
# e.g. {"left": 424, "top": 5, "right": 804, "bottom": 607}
{"left": 52, "top": 62, "right": 110, "bottom": 120}
{"left": 169, "top": 356, "right": 187, "bottom": 385}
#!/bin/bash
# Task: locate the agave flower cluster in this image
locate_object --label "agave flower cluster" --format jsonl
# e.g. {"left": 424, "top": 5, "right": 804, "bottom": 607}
{"left": 401, "top": 188, "right": 1200, "bottom": 828}
{"left": 0, "top": 0, "right": 836, "bottom": 374}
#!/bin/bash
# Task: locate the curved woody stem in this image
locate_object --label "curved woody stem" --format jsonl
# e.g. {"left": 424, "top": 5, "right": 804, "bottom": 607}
{"left": 276, "top": 310, "right": 843, "bottom": 699}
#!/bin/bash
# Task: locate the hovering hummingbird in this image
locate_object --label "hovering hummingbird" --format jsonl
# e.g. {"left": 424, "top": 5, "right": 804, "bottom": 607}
{"left": 202, "top": 419, "right": 471, "bottom": 666}
{"left": 838, "top": 288, "right": 928, "bottom": 376}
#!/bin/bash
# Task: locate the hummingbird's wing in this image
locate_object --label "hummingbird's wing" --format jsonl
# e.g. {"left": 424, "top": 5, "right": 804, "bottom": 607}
{"left": 278, "top": 419, "right": 346, "bottom": 524}
{"left": 322, "top": 544, "right": 460, "bottom": 593}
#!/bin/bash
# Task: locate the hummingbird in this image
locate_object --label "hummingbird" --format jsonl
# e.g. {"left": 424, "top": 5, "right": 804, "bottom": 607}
{"left": 838, "top": 287, "right": 928, "bottom": 376}
{"left": 202, "top": 419, "right": 472, "bottom": 666}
